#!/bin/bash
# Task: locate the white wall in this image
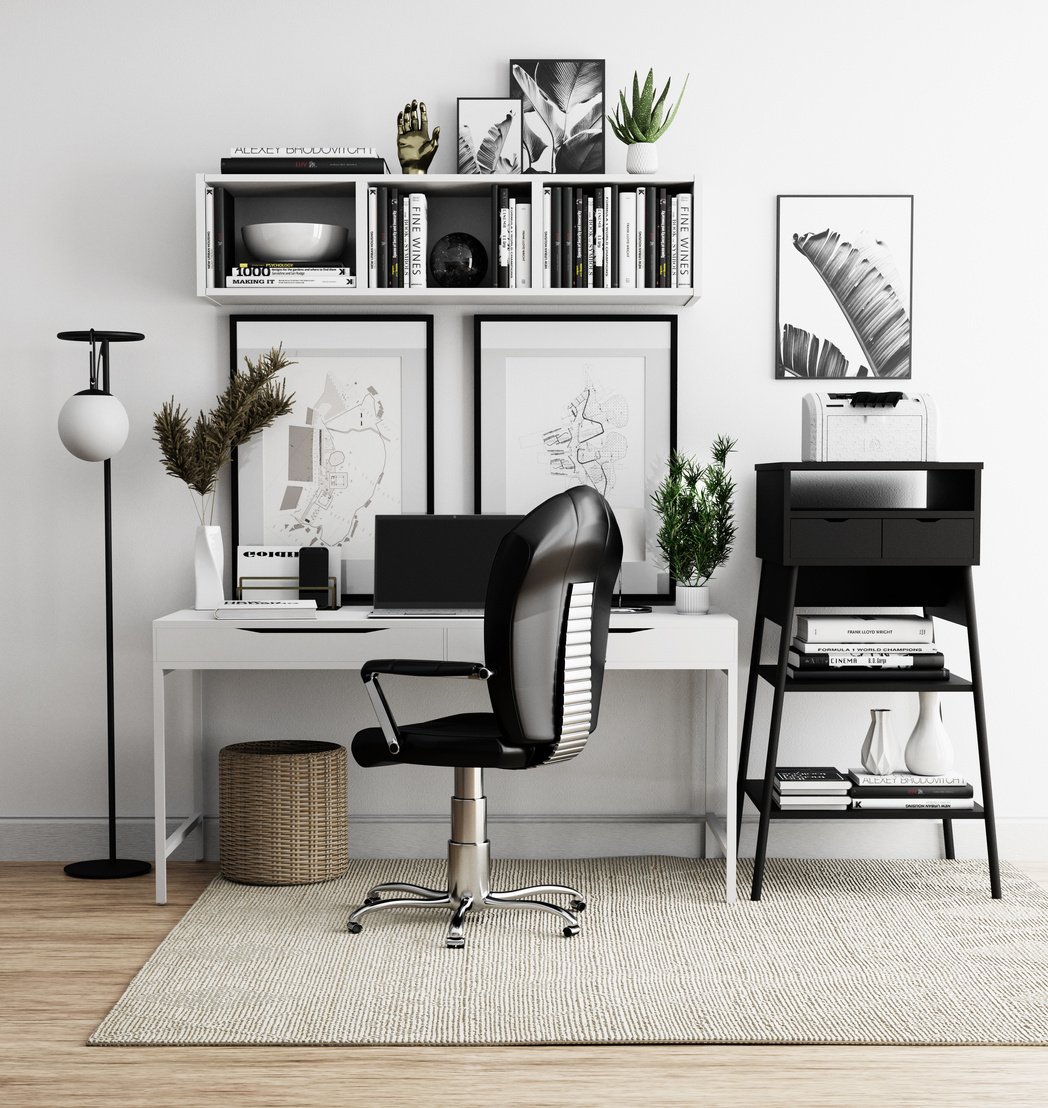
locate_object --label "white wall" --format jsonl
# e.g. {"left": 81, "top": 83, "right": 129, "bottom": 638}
{"left": 3, "top": 0, "right": 1046, "bottom": 858}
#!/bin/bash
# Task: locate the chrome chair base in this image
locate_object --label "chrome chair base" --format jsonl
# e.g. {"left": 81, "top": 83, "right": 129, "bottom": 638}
{"left": 346, "top": 767, "right": 586, "bottom": 948}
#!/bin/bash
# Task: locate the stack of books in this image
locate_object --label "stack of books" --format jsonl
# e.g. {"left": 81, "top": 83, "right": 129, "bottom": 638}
{"left": 848, "top": 769, "right": 975, "bottom": 810}
{"left": 367, "top": 188, "right": 429, "bottom": 288}
{"left": 493, "top": 186, "right": 532, "bottom": 288}
{"left": 787, "top": 615, "right": 947, "bottom": 681}
{"left": 227, "top": 263, "right": 355, "bottom": 289}
{"left": 773, "top": 767, "right": 851, "bottom": 810}
{"left": 539, "top": 184, "right": 692, "bottom": 290}
{"left": 214, "top": 600, "right": 318, "bottom": 621}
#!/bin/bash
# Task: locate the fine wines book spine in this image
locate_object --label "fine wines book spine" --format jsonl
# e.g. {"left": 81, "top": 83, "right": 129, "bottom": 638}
{"left": 408, "top": 192, "right": 427, "bottom": 287}
{"left": 677, "top": 190, "right": 692, "bottom": 288}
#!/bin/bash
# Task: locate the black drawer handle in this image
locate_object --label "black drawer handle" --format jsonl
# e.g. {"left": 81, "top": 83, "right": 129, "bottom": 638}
{"left": 822, "top": 518, "right": 850, "bottom": 523}
{"left": 916, "top": 518, "right": 942, "bottom": 524}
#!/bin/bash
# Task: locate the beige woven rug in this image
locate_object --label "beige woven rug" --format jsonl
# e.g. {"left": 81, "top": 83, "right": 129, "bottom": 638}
{"left": 91, "top": 857, "right": 1048, "bottom": 1046}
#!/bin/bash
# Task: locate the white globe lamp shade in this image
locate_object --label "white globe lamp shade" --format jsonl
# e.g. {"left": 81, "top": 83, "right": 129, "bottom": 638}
{"left": 58, "top": 389, "right": 129, "bottom": 461}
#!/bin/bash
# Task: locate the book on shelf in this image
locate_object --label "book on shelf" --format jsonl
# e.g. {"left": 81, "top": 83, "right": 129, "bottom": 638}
{"left": 219, "top": 156, "right": 386, "bottom": 173}
{"left": 851, "top": 797, "right": 976, "bottom": 810}
{"left": 551, "top": 187, "right": 564, "bottom": 288}
{"left": 847, "top": 769, "right": 971, "bottom": 789}
{"left": 795, "top": 614, "right": 935, "bottom": 643}
{"left": 401, "top": 192, "right": 411, "bottom": 288}
{"left": 786, "top": 665, "right": 948, "bottom": 681}
{"left": 228, "top": 146, "right": 377, "bottom": 157}
{"left": 774, "top": 767, "right": 851, "bottom": 794}
{"left": 635, "top": 187, "right": 647, "bottom": 288}
{"left": 541, "top": 187, "right": 552, "bottom": 288}
{"left": 367, "top": 186, "right": 378, "bottom": 288}
{"left": 619, "top": 190, "right": 637, "bottom": 289}
{"left": 605, "top": 185, "right": 616, "bottom": 288}
{"left": 515, "top": 202, "right": 530, "bottom": 288}
{"left": 850, "top": 782, "right": 974, "bottom": 798}
{"left": 227, "top": 272, "right": 356, "bottom": 287}
{"left": 677, "top": 191, "right": 692, "bottom": 288}
{"left": 496, "top": 185, "right": 511, "bottom": 288}
{"left": 560, "top": 186, "right": 573, "bottom": 288}
{"left": 791, "top": 638, "right": 940, "bottom": 655}
{"left": 203, "top": 185, "right": 215, "bottom": 287}
{"left": 389, "top": 188, "right": 401, "bottom": 287}
{"left": 670, "top": 193, "right": 679, "bottom": 288}
{"left": 786, "top": 649, "right": 946, "bottom": 671}
{"left": 593, "top": 189, "right": 604, "bottom": 288}
{"left": 774, "top": 793, "right": 851, "bottom": 809}
{"left": 212, "top": 186, "right": 234, "bottom": 288}
{"left": 508, "top": 198, "right": 517, "bottom": 287}
{"left": 408, "top": 192, "right": 427, "bottom": 287}
{"left": 214, "top": 600, "right": 318, "bottom": 620}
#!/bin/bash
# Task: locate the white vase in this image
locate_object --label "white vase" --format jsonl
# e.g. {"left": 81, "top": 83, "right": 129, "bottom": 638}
{"left": 194, "top": 525, "right": 224, "bottom": 610}
{"left": 904, "top": 691, "right": 955, "bottom": 776}
{"left": 860, "top": 709, "right": 900, "bottom": 776}
{"left": 675, "top": 584, "right": 710, "bottom": 614}
{"left": 626, "top": 142, "right": 659, "bottom": 174}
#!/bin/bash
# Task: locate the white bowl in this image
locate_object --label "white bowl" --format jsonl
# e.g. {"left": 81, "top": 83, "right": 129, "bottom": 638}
{"left": 241, "top": 222, "right": 348, "bottom": 263}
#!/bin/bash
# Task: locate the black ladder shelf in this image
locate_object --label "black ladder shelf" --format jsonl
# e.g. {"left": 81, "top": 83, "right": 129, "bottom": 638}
{"left": 736, "top": 462, "right": 1000, "bottom": 901}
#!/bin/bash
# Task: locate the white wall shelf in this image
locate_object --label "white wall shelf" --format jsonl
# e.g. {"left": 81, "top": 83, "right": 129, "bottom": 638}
{"left": 196, "top": 172, "right": 700, "bottom": 307}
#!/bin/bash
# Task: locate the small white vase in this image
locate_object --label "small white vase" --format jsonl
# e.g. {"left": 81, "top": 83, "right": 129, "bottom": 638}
{"left": 904, "top": 691, "right": 955, "bottom": 776}
{"left": 860, "top": 709, "right": 900, "bottom": 776}
{"left": 626, "top": 142, "right": 659, "bottom": 174}
{"left": 675, "top": 584, "right": 710, "bottom": 614}
{"left": 194, "top": 525, "right": 224, "bottom": 610}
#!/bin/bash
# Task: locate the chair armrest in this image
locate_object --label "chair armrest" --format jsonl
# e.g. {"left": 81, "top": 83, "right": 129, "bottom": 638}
{"left": 361, "top": 659, "right": 493, "bottom": 680}
{"left": 359, "top": 660, "right": 492, "bottom": 756}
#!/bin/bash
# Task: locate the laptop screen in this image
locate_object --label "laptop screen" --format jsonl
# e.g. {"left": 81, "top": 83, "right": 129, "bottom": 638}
{"left": 373, "top": 515, "right": 523, "bottom": 610}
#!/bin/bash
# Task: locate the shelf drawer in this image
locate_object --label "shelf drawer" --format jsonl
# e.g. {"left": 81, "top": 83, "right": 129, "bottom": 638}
{"left": 882, "top": 518, "right": 975, "bottom": 563}
{"left": 789, "top": 518, "right": 881, "bottom": 562}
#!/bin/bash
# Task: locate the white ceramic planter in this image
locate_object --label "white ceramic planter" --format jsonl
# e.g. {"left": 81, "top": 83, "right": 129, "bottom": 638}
{"left": 675, "top": 584, "right": 710, "bottom": 614}
{"left": 904, "top": 690, "right": 955, "bottom": 775}
{"left": 194, "top": 525, "right": 224, "bottom": 610}
{"left": 626, "top": 142, "right": 659, "bottom": 174}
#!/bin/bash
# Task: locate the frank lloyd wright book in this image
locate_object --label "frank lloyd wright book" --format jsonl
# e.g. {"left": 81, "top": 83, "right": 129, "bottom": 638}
{"left": 774, "top": 767, "right": 850, "bottom": 794}
{"left": 795, "top": 615, "right": 935, "bottom": 642}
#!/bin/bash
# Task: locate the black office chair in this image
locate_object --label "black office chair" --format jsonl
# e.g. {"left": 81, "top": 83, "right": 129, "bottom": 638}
{"left": 347, "top": 485, "right": 622, "bottom": 947}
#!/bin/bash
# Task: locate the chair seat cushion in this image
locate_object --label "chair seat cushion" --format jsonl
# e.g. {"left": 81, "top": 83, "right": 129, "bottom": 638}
{"left": 351, "top": 713, "right": 534, "bottom": 770}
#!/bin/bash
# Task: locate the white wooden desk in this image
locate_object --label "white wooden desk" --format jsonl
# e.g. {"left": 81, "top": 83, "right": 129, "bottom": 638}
{"left": 153, "top": 608, "right": 738, "bottom": 904}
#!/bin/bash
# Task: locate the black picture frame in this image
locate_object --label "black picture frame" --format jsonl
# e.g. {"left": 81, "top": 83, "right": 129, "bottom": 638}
{"left": 229, "top": 314, "right": 434, "bottom": 604}
{"left": 509, "top": 59, "right": 606, "bottom": 174}
{"left": 776, "top": 194, "right": 914, "bottom": 379}
{"left": 474, "top": 314, "right": 677, "bottom": 605}
{"left": 457, "top": 97, "right": 523, "bottom": 174}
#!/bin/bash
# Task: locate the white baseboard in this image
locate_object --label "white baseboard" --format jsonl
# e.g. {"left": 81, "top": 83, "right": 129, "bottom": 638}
{"left": 2, "top": 815, "right": 1046, "bottom": 863}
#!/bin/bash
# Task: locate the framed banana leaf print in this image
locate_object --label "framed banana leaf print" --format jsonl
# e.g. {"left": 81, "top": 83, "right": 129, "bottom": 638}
{"left": 457, "top": 98, "right": 522, "bottom": 174}
{"left": 776, "top": 195, "right": 913, "bottom": 379}
{"left": 510, "top": 59, "right": 605, "bottom": 174}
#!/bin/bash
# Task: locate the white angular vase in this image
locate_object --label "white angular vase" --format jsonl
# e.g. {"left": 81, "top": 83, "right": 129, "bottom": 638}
{"left": 675, "top": 584, "right": 710, "bottom": 614}
{"left": 194, "top": 525, "right": 224, "bottom": 610}
{"left": 904, "top": 690, "right": 955, "bottom": 776}
{"left": 626, "top": 142, "right": 658, "bottom": 174}
{"left": 860, "top": 709, "right": 900, "bottom": 776}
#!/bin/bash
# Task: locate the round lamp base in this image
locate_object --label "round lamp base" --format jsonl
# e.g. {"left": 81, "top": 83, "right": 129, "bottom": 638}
{"left": 64, "top": 858, "right": 152, "bottom": 880}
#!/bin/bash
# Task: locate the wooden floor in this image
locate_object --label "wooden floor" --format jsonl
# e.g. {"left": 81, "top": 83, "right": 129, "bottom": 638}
{"left": 2, "top": 863, "right": 1047, "bottom": 1108}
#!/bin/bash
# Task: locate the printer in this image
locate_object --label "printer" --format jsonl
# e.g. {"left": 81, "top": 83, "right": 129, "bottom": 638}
{"left": 802, "top": 392, "right": 937, "bottom": 461}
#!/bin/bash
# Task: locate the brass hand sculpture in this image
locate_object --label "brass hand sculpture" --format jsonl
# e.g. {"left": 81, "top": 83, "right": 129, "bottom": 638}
{"left": 397, "top": 100, "right": 440, "bottom": 174}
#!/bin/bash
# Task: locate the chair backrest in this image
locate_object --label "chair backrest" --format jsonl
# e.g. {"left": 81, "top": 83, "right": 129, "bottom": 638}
{"left": 483, "top": 486, "right": 622, "bottom": 764}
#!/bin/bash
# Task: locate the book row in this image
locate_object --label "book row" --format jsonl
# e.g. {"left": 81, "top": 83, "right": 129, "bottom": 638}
{"left": 773, "top": 767, "right": 975, "bottom": 810}
{"left": 367, "top": 188, "right": 431, "bottom": 288}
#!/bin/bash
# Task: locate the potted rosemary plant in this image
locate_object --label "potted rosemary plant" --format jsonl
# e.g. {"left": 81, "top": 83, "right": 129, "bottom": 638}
{"left": 608, "top": 69, "right": 689, "bottom": 174}
{"left": 651, "top": 436, "right": 737, "bottom": 613}
{"left": 153, "top": 345, "right": 295, "bottom": 609}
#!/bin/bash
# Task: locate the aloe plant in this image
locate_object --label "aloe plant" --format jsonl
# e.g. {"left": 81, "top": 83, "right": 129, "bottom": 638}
{"left": 792, "top": 229, "right": 911, "bottom": 378}
{"left": 609, "top": 69, "right": 689, "bottom": 145}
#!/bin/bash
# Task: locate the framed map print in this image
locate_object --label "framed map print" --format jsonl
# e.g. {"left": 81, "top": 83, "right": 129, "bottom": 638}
{"left": 229, "top": 315, "right": 433, "bottom": 602}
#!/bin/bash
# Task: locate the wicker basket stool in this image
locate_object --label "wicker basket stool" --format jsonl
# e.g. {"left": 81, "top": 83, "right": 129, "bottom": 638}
{"left": 219, "top": 740, "right": 348, "bottom": 885}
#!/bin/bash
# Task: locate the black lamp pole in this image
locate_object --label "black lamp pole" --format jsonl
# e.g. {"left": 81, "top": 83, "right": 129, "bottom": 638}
{"left": 58, "top": 329, "right": 151, "bottom": 880}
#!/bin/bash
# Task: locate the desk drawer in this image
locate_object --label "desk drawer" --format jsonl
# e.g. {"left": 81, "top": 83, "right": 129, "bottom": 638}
{"left": 790, "top": 518, "right": 881, "bottom": 562}
{"left": 155, "top": 623, "right": 445, "bottom": 666}
{"left": 882, "top": 518, "right": 975, "bottom": 563}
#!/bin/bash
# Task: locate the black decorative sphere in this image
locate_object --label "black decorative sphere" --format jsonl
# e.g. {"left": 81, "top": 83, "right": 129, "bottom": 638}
{"left": 429, "top": 232, "right": 488, "bottom": 287}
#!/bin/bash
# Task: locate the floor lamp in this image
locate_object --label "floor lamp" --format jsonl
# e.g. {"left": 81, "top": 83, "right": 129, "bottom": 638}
{"left": 57, "top": 329, "right": 151, "bottom": 880}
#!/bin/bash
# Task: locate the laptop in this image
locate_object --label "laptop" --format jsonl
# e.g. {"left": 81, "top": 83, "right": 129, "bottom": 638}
{"left": 370, "top": 514, "right": 523, "bottom": 618}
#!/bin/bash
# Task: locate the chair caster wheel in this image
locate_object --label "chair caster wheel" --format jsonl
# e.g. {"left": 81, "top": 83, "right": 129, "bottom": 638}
{"left": 569, "top": 899, "right": 586, "bottom": 912}
{"left": 347, "top": 921, "right": 363, "bottom": 934}
{"left": 563, "top": 925, "right": 580, "bottom": 938}
{"left": 364, "top": 896, "right": 380, "bottom": 907}
{"left": 446, "top": 937, "right": 465, "bottom": 949}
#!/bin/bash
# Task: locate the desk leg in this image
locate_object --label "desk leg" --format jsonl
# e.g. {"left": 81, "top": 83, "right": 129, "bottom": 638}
{"left": 724, "top": 663, "right": 738, "bottom": 904}
{"left": 153, "top": 665, "right": 168, "bottom": 906}
{"left": 192, "top": 671, "right": 204, "bottom": 861}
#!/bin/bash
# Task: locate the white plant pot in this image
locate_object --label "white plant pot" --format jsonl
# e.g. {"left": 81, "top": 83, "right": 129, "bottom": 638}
{"left": 904, "top": 690, "right": 955, "bottom": 776}
{"left": 194, "top": 525, "right": 225, "bottom": 610}
{"left": 626, "top": 142, "right": 659, "bottom": 174}
{"left": 675, "top": 584, "right": 710, "bottom": 614}
{"left": 860, "top": 708, "right": 900, "bottom": 776}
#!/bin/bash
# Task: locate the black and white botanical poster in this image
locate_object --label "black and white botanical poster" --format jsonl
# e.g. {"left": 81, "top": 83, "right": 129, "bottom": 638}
{"left": 457, "top": 98, "right": 522, "bottom": 174}
{"left": 776, "top": 195, "right": 913, "bottom": 379}
{"left": 509, "top": 59, "right": 605, "bottom": 174}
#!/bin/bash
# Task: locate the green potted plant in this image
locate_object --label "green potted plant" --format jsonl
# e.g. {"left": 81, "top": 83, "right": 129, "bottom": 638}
{"left": 651, "top": 436, "right": 737, "bottom": 613}
{"left": 153, "top": 345, "right": 295, "bottom": 609}
{"left": 608, "top": 69, "right": 689, "bottom": 174}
